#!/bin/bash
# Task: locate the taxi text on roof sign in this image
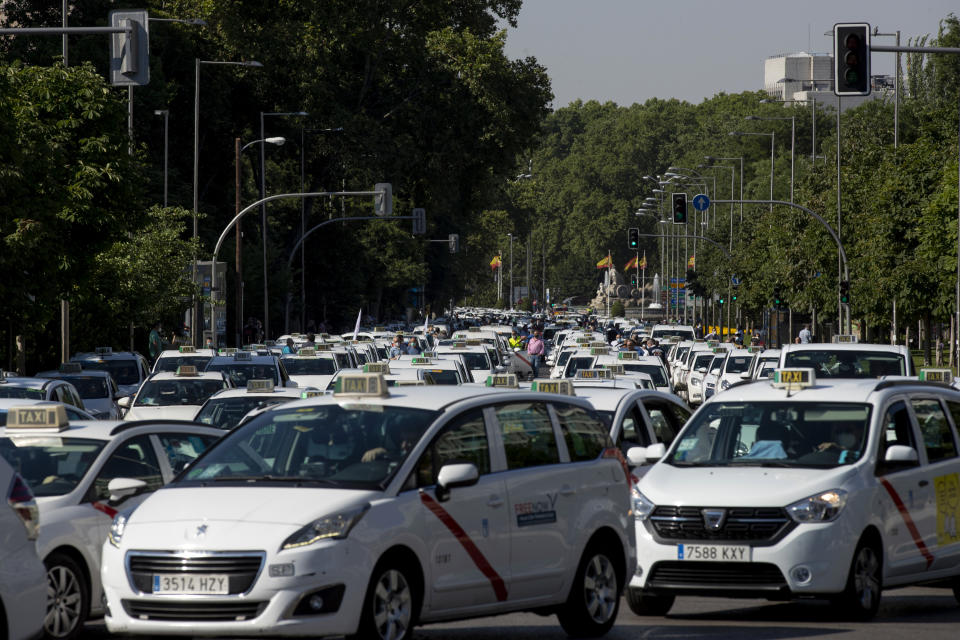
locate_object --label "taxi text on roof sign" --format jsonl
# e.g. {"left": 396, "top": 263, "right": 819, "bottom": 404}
{"left": 179, "top": 345, "right": 197, "bottom": 353}
{"left": 96, "top": 346, "right": 113, "bottom": 355}
{"left": 59, "top": 362, "right": 82, "bottom": 373}
{"left": 7, "top": 405, "right": 69, "bottom": 431}
{"left": 531, "top": 379, "right": 575, "bottom": 395}
{"left": 748, "top": 346, "right": 763, "bottom": 353}
{"left": 618, "top": 350, "right": 638, "bottom": 360}
{"left": 220, "top": 348, "right": 238, "bottom": 354}
{"left": 333, "top": 373, "right": 388, "bottom": 397}
{"left": 247, "top": 379, "right": 275, "bottom": 393}
{"left": 410, "top": 356, "right": 432, "bottom": 365}
{"left": 485, "top": 374, "right": 519, "bottom": 388}
{"left": 600, "top": 363, "right": 625, "bottom": 374}
{"left": 363, "top": 363, "right": 390, "bottom": 374}
{"left": 920, "top": 368, "right": 952, "bottom": 383}
{"left": 234, "top": 351, "right": 252, "bottom": 361}
{"left": 297, "top": 348, "right": 317, "bottom": 357}
{"left": 576, "top": 368, "right": 614, "bottom": 380}
{"left": 590, "top": 347, "right": 608, "bottom": 355}
{"left": 772, "top": 368, "right": 816, "bottom": 389}
{"left": 300, "top": 389, "right": 323, "bottom": 398}
{"left": 175, "top": 365, "right": 198, "bottom": 376}
{"left": 422, "top": 351, "right": 436, "bottom": 358}
{"left": 832, "top": 334, "right": 859, "bottom": 344}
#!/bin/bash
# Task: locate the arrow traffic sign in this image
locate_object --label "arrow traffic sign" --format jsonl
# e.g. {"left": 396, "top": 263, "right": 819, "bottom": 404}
{"left": 692, "top": 194, "right": 710, "bottom": 212}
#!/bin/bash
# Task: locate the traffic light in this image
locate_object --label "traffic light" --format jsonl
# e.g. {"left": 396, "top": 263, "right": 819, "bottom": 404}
{"left": 839, "top": 280, "right": 850, "bottom": 304}
{"left": 628, "top": 227, "right": 639, "bottom": 249}
{"left": 719, "top": 296, "right": 725, "bottom": 305}
{"left": 672, "top": 193, "right": 687, "bottom": 224}
{"left": 109, "top": 10, "right": 150, "bottom": 86}
{"left": 731, "top": 292, "right": 737, "bottom": 302}
{"left": 411, "top": 208, "right": 426, "bottom": 235}
{"left": 834, "top": 23, "right": 871, "bottom": 96}
{"left": 374, "top": 183, "right": 393, "bottom": 216}
{"left": 448, "top": 233, "right": 459, "bottom": 254}
{"left": 773, "top": 286, "right": 782, "bottom": 308}
{"left": 630, "top": 274, "right": 637, "bottom": 286}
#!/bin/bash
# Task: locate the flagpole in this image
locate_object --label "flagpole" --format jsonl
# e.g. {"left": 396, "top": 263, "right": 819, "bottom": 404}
{"left": 606, "top": 250, "right": 611, "bottom": 317}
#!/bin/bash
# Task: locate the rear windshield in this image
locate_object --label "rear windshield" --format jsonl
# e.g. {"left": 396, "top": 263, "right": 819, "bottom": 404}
{"left": 0, "top": 387, "right": 44, "bottom": 400}
{"left": 205, "top": 363, "right": 279, "bottom": 386}
{"left": 60, "top": 376, "right": 110, "bottom": 399}
{"left": 623, "top": 364, "right": 668, "bottom": 387}
{"left": 75, "top": 359, "right": 141, "bottom": 385}
{"left": 653, "top": 328, "right": 695, "bottom": 340}
{"left": 195, "top": 396, "right": 295, "bottom": 430}
{"left": 154, "top": 356, "right": 213, "bottom": 373}
{"left": 282, "top": 358, "right": 337, "bottom": 375}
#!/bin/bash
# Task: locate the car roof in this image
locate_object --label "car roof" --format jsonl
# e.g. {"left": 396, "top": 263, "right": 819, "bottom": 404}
{"left": 0, "top": 417, "right": 222, "bottom": 441}
{"left": 146, "top": 371, "right": 228, "bottom": 382}
{"left": 780, "top": 343, "right": 908, "bottom": 354}
{"left": 0, "top": 376, "right": 61, "bottom": 390}
{"left": 36, "top": 370, "right": 113, "bottom": 380}
{"left": 206, "top": 354, "right": 279, "bottom": 364}
{"left": 203, "top": 387, "right": 309, "bottom": 400}
{"left": 156, "top": 349, "right": 216, "bottom": 358}
{"left": 702, "top": 377, "right": 960, "bottom": 405}
{"left": 72, "top": 351, "right": 143, "bottom": 361}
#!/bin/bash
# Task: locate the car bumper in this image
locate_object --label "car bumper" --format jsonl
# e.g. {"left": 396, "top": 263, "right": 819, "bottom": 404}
{"left": 628, "top": 516, "right": 857, "bottom": 598}
{"left": 102, "top": 537, "right": 375, "bottom": 636}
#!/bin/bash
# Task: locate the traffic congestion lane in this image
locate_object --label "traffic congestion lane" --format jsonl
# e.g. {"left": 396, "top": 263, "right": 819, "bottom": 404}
{"left": 83, "top": 586, "right": 960, "bottom": 639}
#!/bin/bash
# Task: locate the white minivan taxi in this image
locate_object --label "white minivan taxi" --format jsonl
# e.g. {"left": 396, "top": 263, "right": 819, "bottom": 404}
{"left": 101, "top": 374, "right": 635, "bottom": 639}
{"left": 626, "top": 368, "right": 960, "bottom": 620}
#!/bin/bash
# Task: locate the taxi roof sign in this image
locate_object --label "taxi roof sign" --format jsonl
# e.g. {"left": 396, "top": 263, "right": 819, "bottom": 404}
{"left": 832, "top": 334, "right": 859, "bottom": 344}
{"left": 333, "top": 373, "right": 388, "bottom": 397}
{"left": 485, "top": 374, "right": 519, "bottom": 388}
{"left": 410, "top": 356, "right": 432, "bottom": 365}
{"left": 618, "top": 351, "right": 639, "bottom": 361}
{"left": 363, "top": 363, "right": 391, "bottom": 374}
{"left": 178, "top": 345, "right": 197, "bottom": 353}
{"left": 300, "top": 389, "right": 323, "bottom": 398}
{"left": 576, "top": 368, "right": 614, "bottom": 380}
{"left": 175, "top": 365, "right": 198, "bottom": 376}
{"left": 600, "top": 363, "right": 625, "bottom": 374}
{"left": 589, "top": 347, "right": 608, "bottom": 355}
{"left": 297, "top": 348, "right": 317, "bottom": 357}
{"left": 219, "top": 348, "right": 238, "bottom": 355}
{"left": 247, "top": 379, "right": 276, "bottom": 393}
{"left": 576, "top": 338, "right": 592, "bottom": 345}
{"left": 451, "top": 341, "right": 468, "bottom": 349}
{"left": 919, "top": 368, "right": 952, "bottom": 383}
{"left": 588, "top": 341, "right": 608, "bottom": 348}
{"left": 6, "top": 405, "right": 69, "bottom": 431}
{"left": 467, "top": 327, "right": 481, "bottom": 332}
{"left": 234, "top": 351, "right": 252, "bottom": 361}
{"left": 530, "top": 379, "right": 575, "bottom": 395}
{"left": 59, "top": 362, "right": 83, "bottom": 373}
{"left": 465, "top": 339, "right": 483, "bottom": 346}
{"left": 422, "top": 351, "right": 437, "bottom": 358}
{"left": 95, "top": 346, "right": 113, "bottom": 355}
{"left": 772, "top": 368, "right": 816, "bottom": 389}
{"left": 747, "top": 346, "right": 763, "bottom": 353}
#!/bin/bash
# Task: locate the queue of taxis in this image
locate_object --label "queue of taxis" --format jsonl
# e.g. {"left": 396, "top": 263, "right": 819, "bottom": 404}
{"left": 70, "top": 348, "right": 151, "bottom": 399}
{"left": 627, "top": 365, "right": 960, "bottom": 620}
{"left": 101, "top": 373, "right": 636, "bottom": 639}
{"left": 0, "top": 405, "right": 223, "bottom": 639}
{"left": 120, "top": 368, "right": 232, "bottom": 421}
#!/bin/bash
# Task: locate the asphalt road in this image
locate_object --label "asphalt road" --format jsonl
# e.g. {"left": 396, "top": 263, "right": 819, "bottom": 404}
{"left": 82, "top": 586, "right": 960, "bottom": 640}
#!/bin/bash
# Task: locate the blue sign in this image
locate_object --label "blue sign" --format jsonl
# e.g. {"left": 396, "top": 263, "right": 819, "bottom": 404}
{"left": 731, "top": 276, "right": 741, "bottom": 286}
{"left": 692, "top": 194, "right": 710, "bottom": 212}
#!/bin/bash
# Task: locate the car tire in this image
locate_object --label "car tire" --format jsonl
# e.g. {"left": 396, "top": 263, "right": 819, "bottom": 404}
{"left": 43, "top": 553, "right": 89, "bottom": 640}
{"left": 351, "top": 559, "right": 419, "bottom": 640}
{"left": 833, "top": 539, "right": 882, "bottom": 620}
{"left": 625, "top": 588, "right": 674, "bottom": 616}
{"left": 557, "top": 543, "right": 621, "bottom": 638}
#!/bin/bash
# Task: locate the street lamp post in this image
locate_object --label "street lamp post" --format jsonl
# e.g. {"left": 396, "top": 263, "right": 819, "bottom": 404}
{"left": 193, "top": 58, "right": 262, "bottom": 346}
{"left": 236, "top": 136, "right": 285, "bottom": 346}
{"left": 746, "top": 115, "right": 794, "bottom": 202}
{"left": 153, "top": 109, "right": 168, "bottom": 207}
{"left": 259, "top": 111, "right": 308, "bottom": 341}
{"left": 730, "top": 131, "right": 775, "bottom": 212}
{"left": 507, "top": 233, "right": 514, "bottom": 309}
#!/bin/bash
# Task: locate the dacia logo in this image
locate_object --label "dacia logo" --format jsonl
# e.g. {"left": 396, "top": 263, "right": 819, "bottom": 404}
{"left": 702, "top": 508, "right": 726, "bottom": 531}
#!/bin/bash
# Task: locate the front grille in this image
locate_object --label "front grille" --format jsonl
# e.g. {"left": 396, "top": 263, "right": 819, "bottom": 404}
{"left": 127, "top": 552, "right": 265, "bottom": 595}
{"left": 648, "top": 561, "right": 787, "bottom": 590}
{"left": 122, "top": 599, "right": 266, "bottom": 621}
{"left": 650, "top": 506, "right": 793, "bottom": 543}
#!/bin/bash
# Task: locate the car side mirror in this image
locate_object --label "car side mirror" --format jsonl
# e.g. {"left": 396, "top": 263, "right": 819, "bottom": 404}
{"left": 435, "top": 463, "right": 479, "bottom": 502}
{"left": 107, "top": 477, "right": 147, "bottom": 504}
{"left": 739, "top": 372, "right": 751, "bottom": 380}
{"left": 698, "top": 366, "right": 708, "bottom": 373}
{"left": 884, "top": 444, "right": 919, "bottom": 464}
{"left": 117, "top": 396, "right": 132, "bottom": 409}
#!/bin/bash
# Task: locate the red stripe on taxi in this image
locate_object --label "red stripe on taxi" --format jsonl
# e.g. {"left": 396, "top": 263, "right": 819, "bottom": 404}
{"left": 92, "top": 501, "right": 118, "bottom": 518}
{"left": 879, "top": 477, "right": 934, "bottom": 569}
{"left": 419, "top": 491, "right": 508, "bottom": 601}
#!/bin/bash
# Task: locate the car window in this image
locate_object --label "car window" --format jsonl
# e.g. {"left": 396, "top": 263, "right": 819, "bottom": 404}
{"left": 90, "top": 434, "right": 163, "bottom": 501}
{"left": 156, "top": 433, "right": 219, "bottom": 475}
{"left": 554, "top": 403, "right": 612, "bottom": 462}
{"left": 494, "top": 402, "right": 559, "bottom": 469}
{"left": 643, "top": 400, "right": 686, "bottom": 446}
{"left": 412, "top": 409, "right": 490, "bottom": 488}
{"left": 877, "top": 400, "right": 918, "bottom": 473}
{"left": 911, "top": 398, "right": 958, "bottom": 464}
{"left": 617, "top": 404, "right": 652, "bottom": 451}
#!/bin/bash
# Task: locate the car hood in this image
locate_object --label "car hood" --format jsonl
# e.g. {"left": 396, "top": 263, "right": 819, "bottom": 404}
{"left": 128, "top": 486, "right": 378, "bottom": 526}
{"left": 640, "top": 463, "right": 854, "bottom": 507}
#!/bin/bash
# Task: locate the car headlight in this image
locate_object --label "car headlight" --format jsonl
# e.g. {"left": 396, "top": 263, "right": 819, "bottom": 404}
{"left": 631, "top": 486, "right": 655, "bottom": 521}
{"left": 108, "top": 507, "right": 139, "bottom": 548}
{"left": 721, "top": 380, "right": 730, "bottom": 390}
{"left": 281, "top": 504, "right": 369, "bottom": 550}
{"left": 690, "top": 376, "right": 701, "bottom": 385}
{"left": 786, "top": 489, "right": 848, "bottom": 523}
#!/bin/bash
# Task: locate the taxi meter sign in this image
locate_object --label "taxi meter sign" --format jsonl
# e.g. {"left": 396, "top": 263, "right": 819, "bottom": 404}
{"left": 600, "top": 363, "right": 625, "bottom": 375}
{"left": 7, "top": 405, "right": 69, "bottom": 431}
{"left": 576, "top": 369, "right": 614, "bottom": 380}
{"left": 486, "top": 374, "right": 519, "bottom": 388}
{"left": 920, "top": 369, "right": 952, "bottom": 383}
{"left": 334, "top": 373, "right": 387, "bottom": 397}
{"left": 531, "top": 380, "right": 575, "bottom": 396}
{"left": 247, "top": 379, "right": 275, "bottom": 393}
{"left": 772, "top": 368, "right": 816, "bottom": 389}
{"left": 363, "top": 363, "right": 390, "bottom": 374}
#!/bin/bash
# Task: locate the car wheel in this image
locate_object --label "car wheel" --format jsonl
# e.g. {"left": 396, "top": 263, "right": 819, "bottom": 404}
{"left": 834, "top": 539, "right": 882, "bottom": 620}
{"left": 351, "top": 560, "right": 418, "bottom": 640}
{"left": 625, "top": 587, "right": 674, "bottom": 616}
{"left": 557, "top": 543, "right": 621, "bottom": 638}
{"left": 43, "top": 553, "right": 89, "bottom": 640}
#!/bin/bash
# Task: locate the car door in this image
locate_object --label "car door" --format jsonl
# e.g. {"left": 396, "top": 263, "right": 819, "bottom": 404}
{"left": 492, "top": 400, "right": 569, "bottom": 602}
{"left": 875, "top": 399, "right": 933, "bottom": 579}
{"left": 406, "top": 408, "right": 510, "bottom": 614}
{"left": 611, "top": 400, "right": 653, "bottom": 455}
{"left": 639, "top": 398, "right": 689, "bottom": 448}
{"left": 152, "top": 432, "right": 220, "bottom": 477}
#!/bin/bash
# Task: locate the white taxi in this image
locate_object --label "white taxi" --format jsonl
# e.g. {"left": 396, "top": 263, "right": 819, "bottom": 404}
{"left": 205, "top": 350, "right": 295, "bottom": 388}
{"left": 121, "top": 368, "right": 232, "bottom": 421}
{"left": 627, "top": 368, "right": 960, "bottom": 619}
{"left": 280, "top": 347, "right": 340, "bottom": 390}
{"left": 193, "top": 382, "right": 314, "bottom": 431}
{"left": 0, "top": 407, "right": 223, "bottom": 639}
{"left": 152, "top": 346, "right": 216, "bottom": 374}
{"left": 101, "top": 373, "right": 635, "bottom": 639}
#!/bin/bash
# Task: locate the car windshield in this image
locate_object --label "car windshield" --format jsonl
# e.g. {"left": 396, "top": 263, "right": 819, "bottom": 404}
{"left": 154, "top": 356, "right": 213, "bottom": 373}
{"left": 0, "top": 436, "right": 106, "bottom": 496}
{"left": 459, "top": 353, "right": 490, "bottom": 370}
{"left": 135, "top": 379, "right": 228, "bottom": 406}
{"left": 692, "top": 354, "right": 714, "bottom": 370}
{"left": 0, "top": 387, "right": 44, "bottom": 400}
{"left": 666, "top": 401, "right": 872, "bottom": 468}
{"left": 282, "top": 358, "right": 338, "bottom": 375}
{"left": 195, "top": 396, "right": 296, "bottom": 430}
{"left": 420, "top": 369, "right": 459, "bottom": 385}
{"left": 782, "top": 350, "right": 905, "bottom": 378}
{"left": 76, "top": 360, "right": 140, "bottom": 385}
{"left": 565, "top": 357, "right": 596, "bottom": 377}
{"left": 653, "top": 329, "right": 695, "bottom": 340}
{"left": 709, "top": 357, "right": 725, "bottom": 374}
{"left": 622, "top": 364, "right": 667, "bottom": 387}
{"left": 178, "top": 404, "right": 439, "bottom": 489}
{"left": 58, "top": 376, "right": 109, "bottom": 399}
{"left": 724, "top": 356, "right": 753, "bottom": 374}
{"left": 206, "top": 363, "right": 279, "bottom": 386}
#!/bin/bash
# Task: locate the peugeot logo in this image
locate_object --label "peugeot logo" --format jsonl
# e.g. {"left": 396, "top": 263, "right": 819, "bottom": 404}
{"left": 702, "top": 508, "right": 726, "bottom": 531}
{"left": 195, "top": 524, "right": 208, "bottom": 537}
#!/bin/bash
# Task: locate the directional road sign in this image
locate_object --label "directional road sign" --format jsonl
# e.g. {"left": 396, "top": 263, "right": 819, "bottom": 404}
{"left": 692, "top": 194, "right": 710, "bottom": 212}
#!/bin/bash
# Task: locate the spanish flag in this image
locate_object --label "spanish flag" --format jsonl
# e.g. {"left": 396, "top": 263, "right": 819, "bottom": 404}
{"left": 624, "top": 256, "right": 638, "bottom": 271}
{"left": 596, "top": 255, "right": 613, "bottom": 269}
{"left": 688, "top": 255, "right": 695, "bottom": 269}
{"left": 490, "top": 256, "right": 502, "bottom": 270}
{"left": 639, "top": 254, "right": 647, "bottom": 270}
